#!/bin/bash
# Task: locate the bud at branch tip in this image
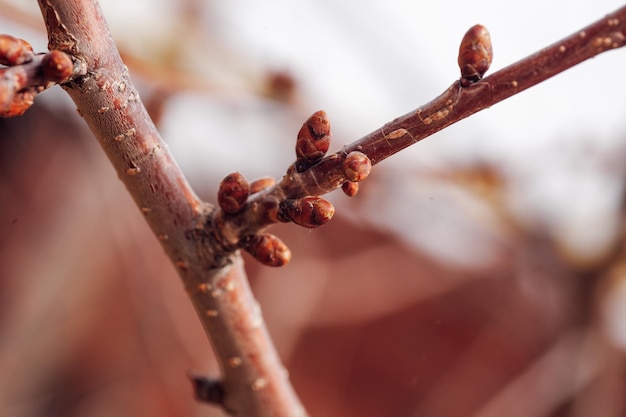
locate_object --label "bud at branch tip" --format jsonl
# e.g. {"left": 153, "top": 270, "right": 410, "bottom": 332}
{"left": 295, "top": 110, "right": 331, "bottom": 171}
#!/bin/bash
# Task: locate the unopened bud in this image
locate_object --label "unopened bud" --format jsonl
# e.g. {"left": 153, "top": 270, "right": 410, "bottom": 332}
{"left": 217, "top": 172, "right": 249, "bottom": 214}
{"left": 244, "top": 233, "right": 291, "bottom": 267}
{"left": 249, "top": 177, "right": 276, "bottom": 194}
{"left": 1, "top": 90, "right": 35, "bottom": 117}
{"left": 41, "top": 50, "right": 73, "bottom": 83}
{"left": 458, "top": 24, "right": 493, "bottom": 87}
{"left": 281, "top": 196, "right": 334, "bottom": 228}
{"left": 343, "top": 151, "right": 371, "bottom": 182}
{"left": 0, "top": 34, "right": 33, "bottom": 66}
{"left": 295, "top": 110, "right": 331, "bottom": 169}
{"left": 341, "top": 181, "right": 359, "bottom": 197}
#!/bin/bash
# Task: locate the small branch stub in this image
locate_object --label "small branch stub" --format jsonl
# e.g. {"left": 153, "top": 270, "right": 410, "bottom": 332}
{"left": 458, "top": 24, "right": 493, "bottom": 87}
{"left": 188, "top": 372, "right": 225, "bottom": 406}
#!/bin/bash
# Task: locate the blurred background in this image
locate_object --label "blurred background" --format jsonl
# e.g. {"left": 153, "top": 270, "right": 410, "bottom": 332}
{"left": 1, "top": 0, "right": 626, "bottom": 416}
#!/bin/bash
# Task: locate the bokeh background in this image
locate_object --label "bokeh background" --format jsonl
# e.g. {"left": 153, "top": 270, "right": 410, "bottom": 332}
{"left": 1, "top": 1, "right": 626, "bottom": 416}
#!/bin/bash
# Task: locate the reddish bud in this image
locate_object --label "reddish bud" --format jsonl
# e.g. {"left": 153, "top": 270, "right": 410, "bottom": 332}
{"left": 0, "top": 34, "right": 33, "bottom": 66}
{"left": 264, "top": 70, "right": 296, "bottom": 103}
{"left": 458, "top": 24, "right": 493, "bottom": 87}
{"left": 343, "top": 151, "right": 371, "bottom": 182}
{"left": 281, "top": 196, "right": 334, "bottom": 228}
{"left": 295, "top": 110, "right": 331, "bottom": 169}
{"left": 244, "top": 233, "right": 291, "bottom": 267}
{"left": 218, "top": 172, "right": 249, "bottom": 213}
{"left": 249, "top": 177, "right": 276, "bottom": 194}
{"left": 1, "top": 89, "right": 35, "bottom": 118}
{"left": 342, "top": 181, "right": 359, "bottom": 197}
{"left": 41, "top": 50, "right": 73, "bottom": 83}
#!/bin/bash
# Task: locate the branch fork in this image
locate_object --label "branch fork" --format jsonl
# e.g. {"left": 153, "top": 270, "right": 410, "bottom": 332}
{"left": 2, "top": 2, "right": 626, "bottom": 416}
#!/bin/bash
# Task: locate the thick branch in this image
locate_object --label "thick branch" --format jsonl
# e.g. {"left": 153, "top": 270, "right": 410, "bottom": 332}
{"left": 36, "top": 1, "right": 305, "bottom": 416}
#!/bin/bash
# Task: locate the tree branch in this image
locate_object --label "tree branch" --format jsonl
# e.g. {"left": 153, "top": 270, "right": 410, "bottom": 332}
{"left": 35, "top": 1, "right": 305, "bottom": 416}
{"left": 2, "top": 2, "right": 624, "bottom": 416}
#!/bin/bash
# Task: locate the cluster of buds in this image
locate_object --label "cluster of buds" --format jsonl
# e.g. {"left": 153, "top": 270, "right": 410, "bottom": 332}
{"left": 216, "top": 170, "right": 336, "bottom": 267}
{"left": 215, "top": 110, "right": 376, "bottom": 267}
{"left": 0, "top": 34, "right": 74, "bottom": 117}
{"left": 216, "top": 172, "right": 291, "bottom": 267}
{"left": 458, "top": 24, "right": 493, "bottom": 87}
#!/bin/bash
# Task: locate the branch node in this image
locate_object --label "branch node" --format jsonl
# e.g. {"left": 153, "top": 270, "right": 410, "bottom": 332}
{"left": 188, "top": 372, "right": 225, "bottom": 406}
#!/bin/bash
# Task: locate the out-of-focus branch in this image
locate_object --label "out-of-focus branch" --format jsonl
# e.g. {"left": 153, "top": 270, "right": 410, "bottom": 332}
{"left": 0, "top": 34, "right": 79, "bottom": 116}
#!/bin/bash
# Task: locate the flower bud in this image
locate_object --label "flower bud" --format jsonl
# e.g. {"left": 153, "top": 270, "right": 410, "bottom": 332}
{"left": 41, "top": 50, "right": 73, "bottom": 84}
{"left": 244, "top": 233, "right": 291, "bottom": 267}
{"left": 295, "top": 110, "right": 331, "bottom": 168}
{"left": 0, "top": 34, "right": 33, "bottom": 66}
{"left": 343, "top": 151, "right": 371, "bottom": 182}
{"left": 249, "top": 177, "right": 276, "bottom": 194}
{"left": 217, "top": 172, "right": 249, "bottom": 214}
{"left": 281, "top": 196, "right": 334, "bottom": 228}
{"left": 341, "top": 181, "right": 359, "bottom": 197}
{"left": 0, "top": 90, "right": 35, "bottom": 117}
{"left": 458, "top": 24, "right": 493, "bottom": 87}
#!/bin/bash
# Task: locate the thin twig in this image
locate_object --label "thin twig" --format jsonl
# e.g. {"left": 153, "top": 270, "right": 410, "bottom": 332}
{"left": 220, "top": 5, "right": 626, "bottom": 245}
